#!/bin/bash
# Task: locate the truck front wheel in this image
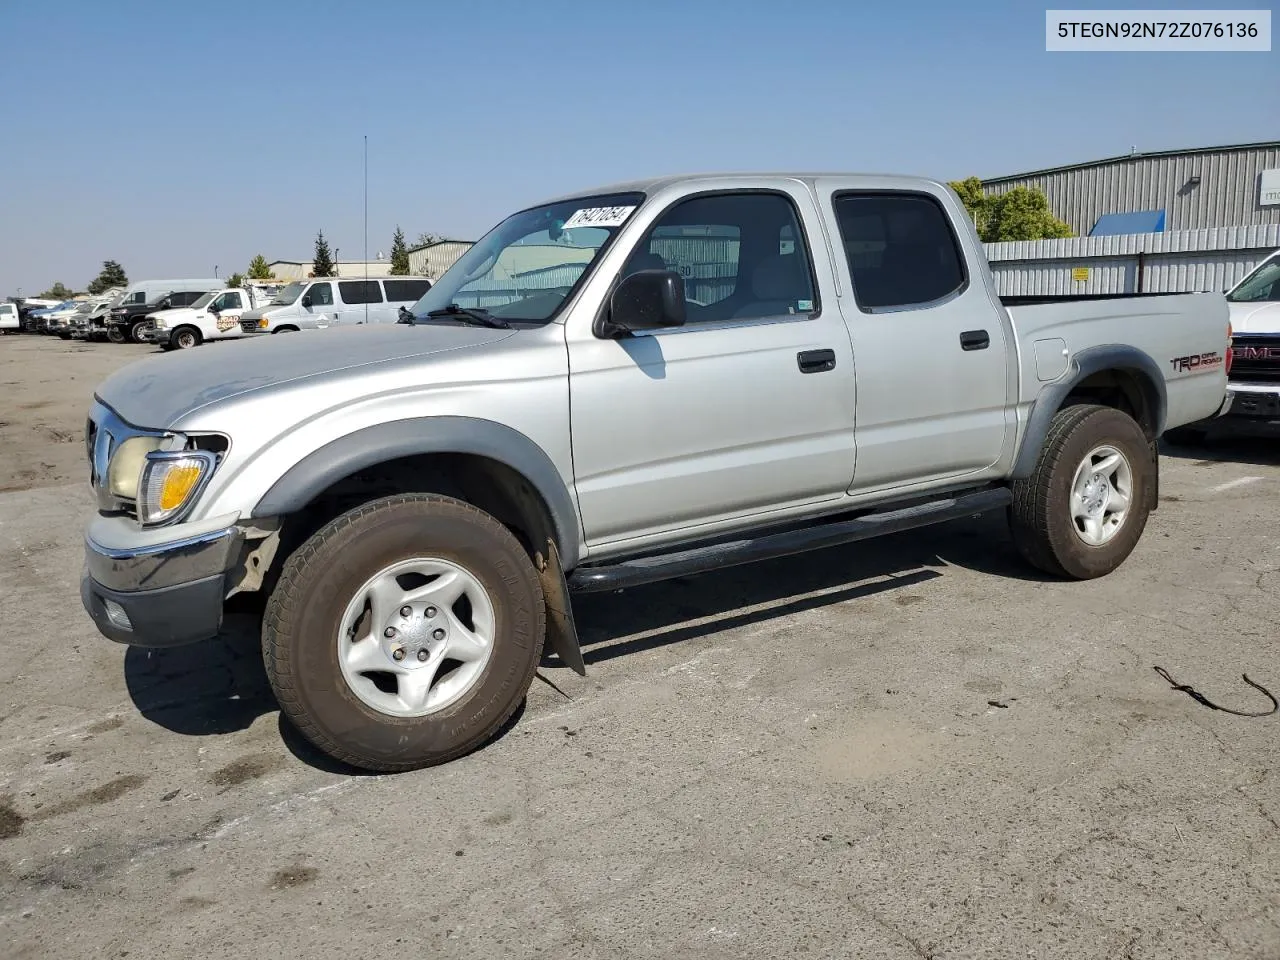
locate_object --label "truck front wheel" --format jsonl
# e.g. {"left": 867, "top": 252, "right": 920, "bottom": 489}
{"left": 107, "top": 326, "right": 126, "bottom": 344}
{"left": 1009, "top": 404, "right": 1153, "bottom": 580}
{"left": 263, "top": 494, "right": 546, "bottom": 772}
{"left": 171, "top": 326, "right": 202, "bottom": 350}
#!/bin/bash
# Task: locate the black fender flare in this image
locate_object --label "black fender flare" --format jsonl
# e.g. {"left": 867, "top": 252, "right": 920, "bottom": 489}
{"left": 251, "top": 416, "right": 583, "bottom": 570}
{"left": 1011, "top": 344, "right": 1167, "bottom": 480}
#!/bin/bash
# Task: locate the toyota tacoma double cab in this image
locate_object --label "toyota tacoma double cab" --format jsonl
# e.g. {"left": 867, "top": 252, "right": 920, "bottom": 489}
{"left": 79, "top": 172, "right": 1231, "bottom": 772}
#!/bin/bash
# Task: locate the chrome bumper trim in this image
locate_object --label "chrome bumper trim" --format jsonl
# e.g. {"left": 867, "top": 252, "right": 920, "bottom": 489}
{"left": 85, "top": 525, "right": 244, "bottom": 593}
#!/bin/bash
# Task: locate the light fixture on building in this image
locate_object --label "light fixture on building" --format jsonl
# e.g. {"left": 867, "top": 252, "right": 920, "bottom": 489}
{"left": 1187, "top": 174, "right": 1201, "bottom": 186}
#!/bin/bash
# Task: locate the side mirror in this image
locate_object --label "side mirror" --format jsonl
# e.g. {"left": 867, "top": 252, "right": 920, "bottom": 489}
{"left": 301, "top": 294, "right": 313, "bottom": 308}
{"left": 600, "top": 269, "right": 686, "bottom": 338}
{"left": 397, "top": 305, "right": 414, "bottom": 324}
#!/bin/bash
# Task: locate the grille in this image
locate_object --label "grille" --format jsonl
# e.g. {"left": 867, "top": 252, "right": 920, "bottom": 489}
{"left": 1231, "top": 336, "right": 1280, "bottom": 384}
{"left": 239, "top": 320, "right": 259, "bottom": 334}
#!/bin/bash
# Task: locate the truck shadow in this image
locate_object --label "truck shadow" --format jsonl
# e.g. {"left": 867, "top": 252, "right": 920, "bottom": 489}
{"left": 121, "top": 510, "right": 1038, "bottom": 768}
{"left": 1160, "top": 435, "right": 1280, "bottom": 468}
{"left": 557, "top": 510, "right": 1045, "bottom": 667}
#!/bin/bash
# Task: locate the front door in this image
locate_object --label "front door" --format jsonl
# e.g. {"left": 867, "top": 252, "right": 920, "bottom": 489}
{"left": 303, "top": 281, "right": 337, "bottom": 328}
{"left": 567, "top": 187, "right": 857, "bottom": 546}
{"left": 819, "top": 186, "right": 1012, "bottom": 493}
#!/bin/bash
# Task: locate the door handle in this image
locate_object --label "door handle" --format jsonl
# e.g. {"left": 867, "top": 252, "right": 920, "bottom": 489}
{"left": 797, "top": 348, "right": 837, "bottom": 373}
{"left": 959, "top": 329, "right": 990, "bottom": 351}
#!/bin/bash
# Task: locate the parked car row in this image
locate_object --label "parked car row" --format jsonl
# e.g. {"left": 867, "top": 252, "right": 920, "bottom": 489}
{"left": 5, "top": 275, "right": 434, "bottom": 350}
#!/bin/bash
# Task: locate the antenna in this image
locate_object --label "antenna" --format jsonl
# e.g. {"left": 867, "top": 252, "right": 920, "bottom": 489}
{"left": 363, "top": 134, "right": 369, "bottom": 326}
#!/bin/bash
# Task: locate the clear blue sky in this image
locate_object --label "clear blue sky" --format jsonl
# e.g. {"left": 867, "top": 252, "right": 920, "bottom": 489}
{"left": 1, "top": 0, "right": 1275, "bottom": 296}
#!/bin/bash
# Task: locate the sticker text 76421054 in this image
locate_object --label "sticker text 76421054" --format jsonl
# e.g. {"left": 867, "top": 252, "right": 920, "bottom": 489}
{"left": 561, "top": 206, "right": 637, "bottom": 230}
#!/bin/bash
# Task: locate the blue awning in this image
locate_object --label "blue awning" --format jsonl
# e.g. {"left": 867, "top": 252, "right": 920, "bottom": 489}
{"left": 1089, "top": 210, "right": 1166, "bottom": 236}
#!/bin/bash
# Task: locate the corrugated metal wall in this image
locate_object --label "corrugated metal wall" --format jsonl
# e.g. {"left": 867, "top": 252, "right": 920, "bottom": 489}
{"left": 983, "top": 144, "right": 1280, "bottom": 234}
{"left": 408, "top": 241, "right": 473, "bottom": 279}
{"left": 985, "top": 224, "right": 1280, "bottom": 297}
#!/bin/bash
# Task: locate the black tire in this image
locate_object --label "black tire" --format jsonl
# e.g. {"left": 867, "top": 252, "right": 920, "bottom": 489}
{"left": 273, "top": 325, "right": 298, "bottom": 334}
{"left": 171, "top": 326, "right": 202, "bottom": 350}
{"left": 263, "top": 494, "right": 546, "bottom": 772}
{"left": 1009, "top": 403, "right": 1153, "bottom": 580}
{"left": 129, "top": 322, "right": 148, "bottom": 343}
{"left": 107, "top": 326, "right": 126, "bottom": 344}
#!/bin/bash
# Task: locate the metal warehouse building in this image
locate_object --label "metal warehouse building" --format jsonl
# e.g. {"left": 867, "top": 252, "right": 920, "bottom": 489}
{"left": 982, "top": 141, "right": 1280, "bottom": 296}
{"left": 982, "top": 140, "right": 1280, "bottom": 236}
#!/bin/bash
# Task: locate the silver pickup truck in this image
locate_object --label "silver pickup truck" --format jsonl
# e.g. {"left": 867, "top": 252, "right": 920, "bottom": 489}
{"left": 79, "top": 173, "right": 1231, "bottom": 772}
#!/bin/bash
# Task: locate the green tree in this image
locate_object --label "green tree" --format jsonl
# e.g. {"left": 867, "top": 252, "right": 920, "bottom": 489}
{"left": 983, "top": 187, "right": 1074, "bottom": 242}
{"left": 948, "top": 178, "right": 1073, "bottom": 242}
{"left": 226, "top": 273, "right": 244, "bottom": 289}
{"left": 413, "top": 232, "right": 443, "bottom": 249}
{"left": 389, "top": 226, "right": 411, "bottom": 275}
{"left": 312, "top": 231, "right": 335, "bottom": 277}
{"left": 40, "top": 281, "right": 76, "bottom": 299}
{"left": 247, "top": 254, "right": 275, "bottom": 280}
{"left": 87, "top": 260, "right": 128, "bottom": 295}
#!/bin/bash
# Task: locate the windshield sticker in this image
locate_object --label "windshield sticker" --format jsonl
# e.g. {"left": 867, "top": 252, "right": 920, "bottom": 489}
{"left": 561, "top": 205, "right": 637, "bottom": 230}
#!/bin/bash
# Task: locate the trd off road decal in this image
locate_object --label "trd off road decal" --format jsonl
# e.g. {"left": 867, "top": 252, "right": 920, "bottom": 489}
{"left": 1169, "top": 351, "right": 1224, "bottom": 373}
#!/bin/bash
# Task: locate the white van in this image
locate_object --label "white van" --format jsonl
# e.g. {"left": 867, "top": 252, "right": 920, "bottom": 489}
{"left": 237, "top": 276, "right": 433, "bottom": 334}
{"left": 0, "top": 302, "right": 18, "bottom": 333}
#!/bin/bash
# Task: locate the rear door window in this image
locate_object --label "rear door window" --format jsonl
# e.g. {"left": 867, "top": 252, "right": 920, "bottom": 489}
{"left": 338, "top": 280, "right": 383, "bottom": 304}
{"left": 831, "top": 193, "right": 967, "bottom": 311}
{"left": 382, "top": 279, "right": 432, "bottom": 302}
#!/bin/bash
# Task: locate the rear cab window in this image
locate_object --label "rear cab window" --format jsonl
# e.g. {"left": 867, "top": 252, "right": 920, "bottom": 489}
{"left": 831, "top": 192, "right": 967, "bottom": 311}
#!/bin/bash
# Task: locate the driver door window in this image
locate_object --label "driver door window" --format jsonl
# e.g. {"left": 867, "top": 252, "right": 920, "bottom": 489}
{"left": 307, "top": 282, "right": 334, "bottom": 307}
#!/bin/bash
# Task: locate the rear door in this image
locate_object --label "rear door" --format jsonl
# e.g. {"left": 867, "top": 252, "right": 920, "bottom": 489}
{"left": 382, "top": 278, "right": 433, "bottom": 323}
{"left": 335, "top": 280, "right": 383, "bottom": 325}
{"left": 817, "top": 184, "right": 1013, "bottom": 494}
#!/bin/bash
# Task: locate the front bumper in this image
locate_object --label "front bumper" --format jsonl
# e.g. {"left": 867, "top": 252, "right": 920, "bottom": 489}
{"left": 81, "top": 518, "right": 244, "bottom": 647}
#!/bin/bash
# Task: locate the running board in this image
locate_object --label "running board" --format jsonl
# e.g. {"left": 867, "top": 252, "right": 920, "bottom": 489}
{"left": 567, "top": 486, "right": 1012, "bottom": 595}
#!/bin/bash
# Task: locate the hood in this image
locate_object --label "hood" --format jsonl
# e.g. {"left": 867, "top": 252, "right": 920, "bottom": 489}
{"left": 95, "top": 323, "right": 517, "bottom": 428}
{"left": 1228, "top": 300, "right": 1280, "bottom": 335}
{"left": 148, "top": 306, "right": 199, "bottom": 323}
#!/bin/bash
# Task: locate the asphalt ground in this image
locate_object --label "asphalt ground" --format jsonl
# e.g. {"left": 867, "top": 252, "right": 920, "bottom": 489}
{"left": 2, "top": 334, "right": 1278, "bottom": 959}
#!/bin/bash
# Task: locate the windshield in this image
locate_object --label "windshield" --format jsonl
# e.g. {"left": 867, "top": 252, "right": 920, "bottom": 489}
{"left": 270, "top": 281, "right": 306, "bottom": 305}
{"left": 1227, "top": 256, "right": 1280, "bottom": 303}
{"left": 407, "top": 191, "right": 645, "bottom": 323}
{"left": 190, "top": 292, "right": 217, "bottom": 309}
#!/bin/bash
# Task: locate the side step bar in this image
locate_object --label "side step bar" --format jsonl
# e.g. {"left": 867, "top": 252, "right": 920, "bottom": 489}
{"left": 567, "top": 486, "right": 1013, "bottom": 595}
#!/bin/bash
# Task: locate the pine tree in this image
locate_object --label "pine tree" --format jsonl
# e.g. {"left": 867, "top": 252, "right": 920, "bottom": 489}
{"left": 247, "top": 254, "right": 274, "bottom": 280}
{"left": 227, "top": 273, "right": 244, "bottom": 289}
{"left": 312, "top": 231, "right": 335, "bottom": 277}
{"left": 389, "top": 226, "right": 410, "bottom": 275}
{"left": 87, "top": 260, "right": 128, "bottom": 295}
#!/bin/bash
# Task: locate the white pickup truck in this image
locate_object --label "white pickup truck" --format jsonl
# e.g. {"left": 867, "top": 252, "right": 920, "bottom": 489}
{"left": 141, "top": 286, "right": 265, "bottom": 350}
{"left": 79, "top": 172, "right": 1231, "bottom": 772}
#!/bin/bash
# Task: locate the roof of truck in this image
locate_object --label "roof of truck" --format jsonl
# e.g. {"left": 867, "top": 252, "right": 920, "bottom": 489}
{"left": 536, "top": 172, "right": 949, "bottom": 206}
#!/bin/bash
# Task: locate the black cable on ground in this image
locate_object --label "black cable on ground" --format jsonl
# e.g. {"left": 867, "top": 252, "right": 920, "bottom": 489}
{"left": 1154, "top": 666, "right": 1278, "bottom": 718}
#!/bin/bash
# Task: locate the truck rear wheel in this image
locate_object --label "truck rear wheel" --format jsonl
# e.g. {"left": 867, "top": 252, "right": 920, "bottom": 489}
{"left": 263, "top": 494, "right": 546, "bottom": 772}
{"left": 1009, "top": 404, "right": 1153, "bottom": 580}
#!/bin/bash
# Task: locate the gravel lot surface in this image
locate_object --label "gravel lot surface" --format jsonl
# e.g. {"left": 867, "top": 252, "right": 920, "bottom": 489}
{"left": 1, "top": 335, "right": 1278, "bottom": 959}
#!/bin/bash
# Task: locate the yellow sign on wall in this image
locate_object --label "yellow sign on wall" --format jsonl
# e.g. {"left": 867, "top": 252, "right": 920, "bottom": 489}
{"left": 1071, "top": 267, "right": 1090, "bottom": 282}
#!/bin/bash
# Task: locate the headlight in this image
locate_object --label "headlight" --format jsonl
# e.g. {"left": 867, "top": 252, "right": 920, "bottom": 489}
{"left": 258, "top": 319, "right": 269, "bottom": 328}
{"left": 107, "top": 436, "right": 164, "bottom": 499}
{"left": 139, "top": 451, "right": 216, "bottom": 525}
{"left": 154, "top": 318, "right": 169, "bottom": 329}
